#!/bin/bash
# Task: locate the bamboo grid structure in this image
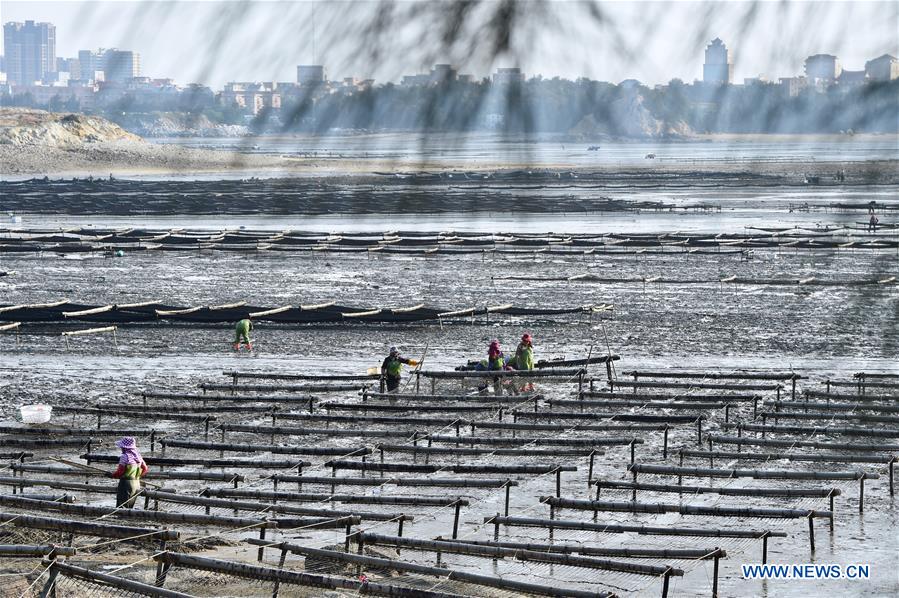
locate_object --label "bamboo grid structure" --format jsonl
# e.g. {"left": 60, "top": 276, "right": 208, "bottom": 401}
{"left": 2, "top": 365, "right": 897, "bottom": 598}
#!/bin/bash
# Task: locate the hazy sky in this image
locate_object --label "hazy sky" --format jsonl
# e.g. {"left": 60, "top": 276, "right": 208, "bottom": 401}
{"left": 2, "top": 1, "right": 897, "bottom": 88}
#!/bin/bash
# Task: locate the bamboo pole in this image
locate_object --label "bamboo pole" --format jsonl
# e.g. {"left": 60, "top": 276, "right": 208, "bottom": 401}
{"left": 80, "top": 454, "right": 312, "bottom": 469}
{"left": 244, "top": 541, "right": 614, "bottom": 598}
{"left": 271, "top": 474, "right": 515, "bottom": 489}
{"left": 591, "top": 479, "right": 840, "bottom": 498}
{"left": 0, "top": 511, "right": 178, "bottom": 540}
{"left": 45, "top": 561, "right": 191, "bottom": 598}
{"left": 159, "top": 439, "right": 369, "bottom": 456}
{"left": 629, "top": 463, "right": 879, "bottom": 480}
{"left": 200, "top": 382, "right": 363, "bottom": 393}
{"left": 224, "top": 371, "right": 379, "bottom": 381}
{"left": 352, "top": 532, "right": 683, "bottom": 576}
{"left": 484, "top": 515, "right": 787, "bottom": 538}
{"left": 153, "top": 552, "right": 467, "bottom": 597}
{"left": 204, "top": 488, "right": 468, "bottom": 507}
{"left": 542, "top": 497, "right": 832, "bottom": 520}
{"left": 0, "top": 545, "right": 76, "bottom": 557}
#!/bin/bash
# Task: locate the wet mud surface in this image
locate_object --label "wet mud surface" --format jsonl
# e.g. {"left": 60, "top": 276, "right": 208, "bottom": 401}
{"left": 1, "top": 198, "right": 898, "bottom": 597}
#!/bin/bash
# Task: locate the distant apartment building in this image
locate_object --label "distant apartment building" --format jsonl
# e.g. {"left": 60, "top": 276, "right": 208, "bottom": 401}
{"left": 55, "top": 57, "right": 81, "bottom": 80}
{"left": 401, "top": 73, "right": 430, "bottom": 87}
{"left": 220, "top": 82, "right": 281, "bottom": 115}
{"left": 804, "top": 54, "right": 841, "bottom": 85}
{"left": 10, "top": 81, "right": 98, "bottom": 109}
{"left": 297, "top": 65, "right": 325, "bottom": 85}
{"left": 837, "top": 70, "right": 867, "bottom": 87}
{"left": 429, "top": 64, "right": 457, "bottom": 84}
{"left": 702, "top": 38, "right": 733, "bottom": 85}
{"left": 335, "top": 77, "right": 374, "bottom": 94}
{"left": 400, "top": 64, "right": 459, "bottom": 87}
{"left": 865, "top": 54, "right": 899, "bottom": 81}
{"left": 3, "top": 20, "right": 56, "bottom": 85}
{"left": 493, "top": 67, "right": 525, "bottom": 85}
{"left": 743, "top": 76, "right": 769, "bottom": 86}
{"left": 779, "top": 76, "right": 808, "bottom": 97}
{"left": 76, "top": 48, "right": 140, "bottom": 83}
{"left": 104, "top": 50, "right": 140, "bottom": 82}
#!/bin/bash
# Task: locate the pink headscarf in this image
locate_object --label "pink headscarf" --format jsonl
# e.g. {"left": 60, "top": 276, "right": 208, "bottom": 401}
{"left": 115, "top": 437, "right": 144, "bottom": 466}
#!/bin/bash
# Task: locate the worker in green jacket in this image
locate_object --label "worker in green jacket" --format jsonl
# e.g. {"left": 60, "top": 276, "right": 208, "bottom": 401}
{"left": 233, "top": 318, "right": 253, "bottom": 351}
{"left": 512, "top": 333, "right": 535, "bottom": 370}
{"left": 381, "top": 346, "right": 419, "bottom": 393}
{"left": 512, "top": 333, "right": 535, "bottom": 392}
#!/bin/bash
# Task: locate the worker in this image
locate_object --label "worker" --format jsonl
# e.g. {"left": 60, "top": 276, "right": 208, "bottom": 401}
{"left": 233, "top": 318, "right": 253, "bottom": 351}
{"left": 511, "top": 333, "right": 536, "bottom": 392}
{"left": 512, "top": 333, "right": 535, "bottom": 370}
{"left": 477, "top": 340, "right": 510, "bottom": 394}
{"left": 869, "top": 214, "right": 879, "bottom": 232}
{"left": 381, "top": 346, "right": 419, "bottom": 393}
{"left": 111, "top": 437, "right": 148, "bottom": 509}
{"left": 487, "top": 340, "right": 506, "bottom": 370}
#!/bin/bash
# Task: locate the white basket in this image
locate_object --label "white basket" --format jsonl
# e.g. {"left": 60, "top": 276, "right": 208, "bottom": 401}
{"left": 20, "top": 404, "right": 52, "bottom": 424}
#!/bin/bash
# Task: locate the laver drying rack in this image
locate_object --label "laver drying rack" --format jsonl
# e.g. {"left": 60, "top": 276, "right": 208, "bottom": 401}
{"left": 4, "top": 366, "right": 899, "bottom": 597}
{"left": 1, "top": 227, "right": 898, "bottom": 255}
{"left": 0, "top": 300, "right": 608, "bottom": 325}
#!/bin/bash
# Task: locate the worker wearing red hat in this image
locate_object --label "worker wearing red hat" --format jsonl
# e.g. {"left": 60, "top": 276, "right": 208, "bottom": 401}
{"left": 513, "top": 333, "right": 535, "bottom": 371}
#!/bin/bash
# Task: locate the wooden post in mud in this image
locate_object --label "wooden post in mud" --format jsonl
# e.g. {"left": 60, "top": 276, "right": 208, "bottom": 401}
{"left": 807, "top": 513, "right": 815, "bottom": 553}
{"left": 859, "top": 473, "right": 866, "bottom": 512}
{"left": 504, "top": 480, "right": 512, "bottom": 516}
{"left": 661, "top": 567, "right": 672, "bottom": 598}
{"left": 890, "top": 457, "right": 896, "bottom": 496}
{"left": 663, "top": 424, "right": 669, "bottom": 459}
{"left": 451, "top": 500, "right": 462, "bottom": 539}
{"left": 712, "top": 550, "right": 721, "bottom": 598}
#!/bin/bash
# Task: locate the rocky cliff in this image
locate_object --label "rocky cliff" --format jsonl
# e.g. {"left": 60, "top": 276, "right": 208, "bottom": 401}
{"left": 569, "top": 93, "right": 693, "bottom": 139}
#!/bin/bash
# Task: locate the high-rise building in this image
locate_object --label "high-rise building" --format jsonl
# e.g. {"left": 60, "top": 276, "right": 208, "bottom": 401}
{"left": 78, "top": 50, "right": 99, "bottom": 79}
{"left": 430, "top": 64, "right": 457, "bottom": 84}
{"left": 779, "top": 76, "right": 807, "bottom": 97}
{"left": 297, "top": 65, "right": 325, "bottom": 85}
{"left": 493, "top": 67, "right": 525, "bottom": 85}
{"left": 103, "top": 49, "right": 140, "bottom": 82}
{"left": 55, "top": 57, "right": 81, "bottom": 80}
{"left": 865, "top": 54, "right": 899, "bottom": 81}
{"left": 76, "top": 48, "right": 140, "bottom": 83}
{"left": 702, "top": 38, "right": 733, "bottom": 85}
{"left": 804, "top": 54, "right": 841, "bottom": 84}
{"left": 3, "top": 20, "right": 56, "bottom": 85}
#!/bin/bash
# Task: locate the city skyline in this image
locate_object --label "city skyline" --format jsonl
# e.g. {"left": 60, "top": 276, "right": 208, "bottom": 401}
{"left": 2, "top": 0, "right": 896, "bottom": 88}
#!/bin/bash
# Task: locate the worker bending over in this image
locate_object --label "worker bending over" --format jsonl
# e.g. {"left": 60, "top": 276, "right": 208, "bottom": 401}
{"left": 233, "top": 318, "right": 253, "bottom": 351}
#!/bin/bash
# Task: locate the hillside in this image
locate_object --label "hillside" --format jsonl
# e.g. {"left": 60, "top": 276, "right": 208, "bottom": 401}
{"left": 0, "top": 108, "right": 142, "bottom": 145}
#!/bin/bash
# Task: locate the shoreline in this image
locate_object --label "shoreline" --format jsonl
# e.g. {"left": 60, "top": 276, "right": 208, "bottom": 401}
{"left": 2, "top": 132, "right": 898, "bottom": 180}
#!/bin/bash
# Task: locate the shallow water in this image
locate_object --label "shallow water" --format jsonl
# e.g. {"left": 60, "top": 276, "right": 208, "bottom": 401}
{"left": 152, "top": 133, "right": 899, "bottom": 167}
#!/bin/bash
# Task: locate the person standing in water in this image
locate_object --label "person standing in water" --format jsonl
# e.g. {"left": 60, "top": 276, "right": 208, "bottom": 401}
{"left": 111, "top": 437, "right": 148, "bottom": 509}
{"left": 233, "top": 318, "right": 253, "bottom": 351}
